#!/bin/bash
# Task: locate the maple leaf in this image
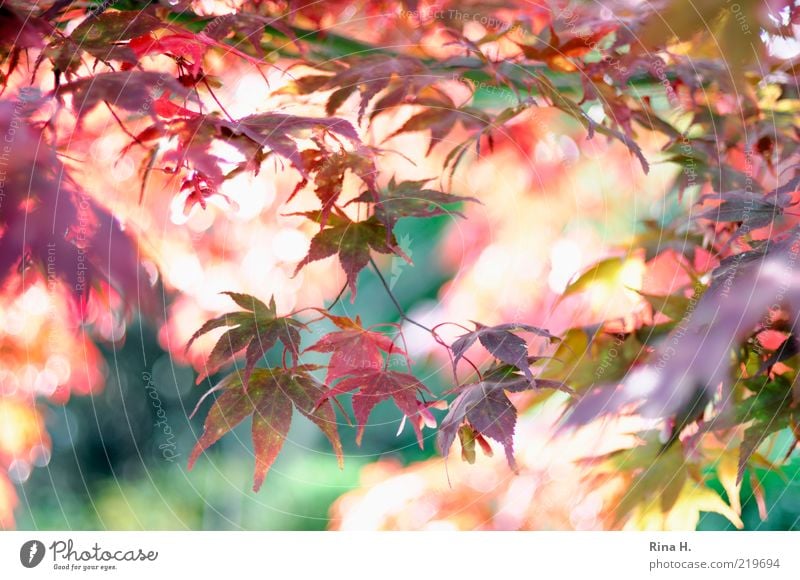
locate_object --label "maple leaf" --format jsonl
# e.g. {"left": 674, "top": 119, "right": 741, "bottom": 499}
{"left": 451, "top": 322, "right": 559, "bottom": 380}
{"left": 530, "top": 72, "right": 649, "bottom": 173}
{"left": 288, "top": 146, "right": 378, "bottom": 226}
{"left": 0, "top": 6, "right": 49, "bottom": 51}
{"left": 201, "top": 12, "right": 274, "bottom": 58}
{"left": 517, "top": 23, "right": 617, "bottom": 72}
{"left": 693, "top": 189, "right": 793, "bottom": 244}
{"left": 56, "top": 71, "right": 187, "bottom": 118}
{"left": 177, "top": 171, "right": 238, "bottom": 217}
{"left": 735, "top": 376, "right": 796, "bottom": 484}
{"left": 0, "top": 98, "right": 153, "bottom": 313}
{"left": 305, "top": 313, "right": 405, "bottom": 383}
{"left": 438, "top": 365, "right": 571, "bottom": 470}
{"left": 585, "top": 431, "right": 743, "bottom": 529}
{"left": 223, "top": 113, "right": 361, "bottom": 174}
{"left": 0, "top": 6, "right": 51, "bottom": 82}
{"left": 350, "top": 176, "right": 479, "bottom": 233}
{"left": 66, "top": 10, "right": 163, "bottom": 64}
{"left": 385, "top": 95, "right": 491, "bottom": 155}
{"left": 564, "top": 226, "right": 800, "bottom": 430}
{"left": 189, "top": 366, "right": 343, "bottom": 491}
{"left": 187, "top": 292, "right": 305, "bottom": 386}
{"left": 41, "top": 13, "right": 162, "bottom": 80}
{"left": 140, "top": 110, "right": 253, "bottom": 197}
{"left": 130, "top": 32, "right": 208, "bottom": 76}
{"left": 292, "top": 212, "right": 409, "bottom": 299}
{"left": 317, "top": 368, "right": 433, "bottom": 447}
{"left": 293, "top": 56, "right": 430, "bottom": 122}
{"left": 131, "top": 110, "right": 362, "bottom": 210}
{"left": 129, "top": 24, "right": 268, "bottom": 76}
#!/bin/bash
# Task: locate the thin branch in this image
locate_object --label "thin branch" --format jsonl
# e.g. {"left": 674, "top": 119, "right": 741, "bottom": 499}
{"left": 105, "top": 101, "right": 143, "bottom": 146}
{"left": 369, "top": 257, "right": 478, "bottom": 384}
{"left": 369, "top": 256, "right": 431, "bottom": 334}
{"left": 327, "top": 282, "right": 349, "bottom": 310}
{"left": 202, "top": 77, "right": 236, "bottom": 122}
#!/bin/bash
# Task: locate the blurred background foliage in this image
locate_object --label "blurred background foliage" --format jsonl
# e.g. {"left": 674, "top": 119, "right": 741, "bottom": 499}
{"left": 4, "top": 0, "right": 800, "bottom": 531}
{"left": 14, "top": 215, "right": 800, "bottom": 531}
{"left": 17, "top": 217, "right": 450, "bottom": 530}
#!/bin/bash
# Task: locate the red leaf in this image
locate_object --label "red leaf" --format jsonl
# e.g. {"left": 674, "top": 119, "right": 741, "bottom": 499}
{"left": 293, "top": 56, "right": 431, "bottom": 122}
{"left": 201, "top": 12, "right": 272, "bottom": 58}
{"left": 67, "top": 10, "right": 163, "bottom": 63}
{"left": 0, "top": 99, "right": 154, "bottom": 315}
{"left": 517, "top": 24, "right": 617, "bottom": 71}
{"left": 0, "top": 7, "right": 50, "bottom": 81}
{"left": 56, "top": 71, "right": 187, "bottom": 118}
{"left": 319, "top": 369, "right": 432, "bottom": 447}
{"left": 385, "top": 95, "right": 490, "bottom": 155}
{"left": 306, "top": 314, "right": 403, "bottom": 383}
{"left": 280, "top": 369, "right": 344, "bottom": 468}
{"left": 188, "top": 377, "right": 254, "bottom": 472}
{"left": 225, "top": 113, "right": 361, "bottom": 173}
{"left": 130, "top": 32, "right": 207, "bottom": 76}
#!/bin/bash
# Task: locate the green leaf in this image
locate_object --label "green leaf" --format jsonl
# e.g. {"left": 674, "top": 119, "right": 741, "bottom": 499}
{"left": 189, "top": 367, "right": 343, "bottom": 491}
{"left": 293, "top": 213, "right": 408, "bottom": 299}
{"left": 736, "top": 377, "right": 795, "bottom": 483}
{"left": 187, "top": 293, "right": 305, "bottom": 385}
{"left": 350, "top": 176, "right": 479, "bottom": 233}
{"left": 560, "top": 257, "right": 626, "bottom": 298}
{"left": 636, "top": 290, "right": 693, "bottom": 321}
{"left": 220, "top": 291, "right": 272, "bottom": 316}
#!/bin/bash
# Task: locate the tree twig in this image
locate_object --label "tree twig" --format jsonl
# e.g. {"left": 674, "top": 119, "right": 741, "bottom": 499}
{"left": 369, "top": 256, "right": 432, "bottom": 334}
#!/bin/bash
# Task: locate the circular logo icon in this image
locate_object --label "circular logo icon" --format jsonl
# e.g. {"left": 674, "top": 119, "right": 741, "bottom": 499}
{"left": 20, "top": 540, "right": 45, "bottom": 568}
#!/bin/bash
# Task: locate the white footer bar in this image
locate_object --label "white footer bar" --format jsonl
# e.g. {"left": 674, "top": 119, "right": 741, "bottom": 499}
{"left": 0, "top": 532, "right": 795, "bottom": 578}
